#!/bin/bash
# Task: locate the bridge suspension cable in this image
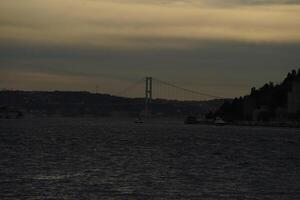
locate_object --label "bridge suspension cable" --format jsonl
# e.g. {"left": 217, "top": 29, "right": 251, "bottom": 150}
{"left": 153, "top": 77, "right": 224, "bottom": 99}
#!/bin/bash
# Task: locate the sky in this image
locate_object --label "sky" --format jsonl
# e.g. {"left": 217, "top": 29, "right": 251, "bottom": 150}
{"left": 1, "top": 0, "right": 300, "bottom": 99}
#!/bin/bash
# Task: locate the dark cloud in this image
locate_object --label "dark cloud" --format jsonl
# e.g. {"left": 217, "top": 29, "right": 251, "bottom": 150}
{"left": 1, "top": 41, "right": 299, "bottom": 96}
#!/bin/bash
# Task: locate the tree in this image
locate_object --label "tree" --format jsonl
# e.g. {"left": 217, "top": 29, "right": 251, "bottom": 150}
{"left": 215, "top": 69, "right": 300, "bottom": 122}
{"left": 251, "top": 87, "right": 256, "bottom": 95}
{"left": 269, "top": 82, "right": 274, "bottom": 88}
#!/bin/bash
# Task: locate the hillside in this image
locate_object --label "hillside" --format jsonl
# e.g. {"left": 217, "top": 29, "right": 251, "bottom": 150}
{"left": 0, "top": 91, "right": 224, "bottom": 118}
{"left": 215, "top": 69, "right": 300, "bottom": 121}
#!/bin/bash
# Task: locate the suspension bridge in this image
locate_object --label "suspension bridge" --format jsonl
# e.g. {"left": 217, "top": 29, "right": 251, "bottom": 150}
{"left": 107, "top": 76, "right": 225, "bottom": 117}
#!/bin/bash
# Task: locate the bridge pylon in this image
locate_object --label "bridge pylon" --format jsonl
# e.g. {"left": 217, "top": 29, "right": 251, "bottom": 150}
{"left": 145, "top": 76, "right": 152, "bottom": 117}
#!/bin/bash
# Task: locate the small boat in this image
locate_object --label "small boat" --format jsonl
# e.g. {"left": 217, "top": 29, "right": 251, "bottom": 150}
{"left": 214, "top": 117, "right": 227, "bottom": 126}
{"left": 135, "top": 117, "right": 144, "bottom": 124}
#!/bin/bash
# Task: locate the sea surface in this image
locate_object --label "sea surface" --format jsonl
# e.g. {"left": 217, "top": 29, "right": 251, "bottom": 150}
{"left": 0, "top": 118, "right": 299, "bottom": 199}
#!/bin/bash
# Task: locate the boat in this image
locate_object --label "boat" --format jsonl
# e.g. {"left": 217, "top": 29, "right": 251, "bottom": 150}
{"left": 134, "top": 116, "right": 144, "bottom": 124}
{"left": 214, "top": 117, "right": 227, "bottom": 126}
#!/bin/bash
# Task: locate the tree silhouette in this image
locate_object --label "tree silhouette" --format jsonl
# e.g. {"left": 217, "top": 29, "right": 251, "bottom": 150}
{"left": 215, "top": 69, "right": 300, "bottom": 121}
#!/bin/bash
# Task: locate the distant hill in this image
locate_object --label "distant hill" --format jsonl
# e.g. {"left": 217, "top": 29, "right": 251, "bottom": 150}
{"left": 215, "top": 69, "right": 300, "bottom": 121}
{"left": 0, "top": 90, "right": 224, "bottom": 118}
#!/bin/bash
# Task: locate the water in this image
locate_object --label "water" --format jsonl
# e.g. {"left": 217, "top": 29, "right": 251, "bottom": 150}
{"left": 0, "top": 118, "right": 299, "bottom": 199}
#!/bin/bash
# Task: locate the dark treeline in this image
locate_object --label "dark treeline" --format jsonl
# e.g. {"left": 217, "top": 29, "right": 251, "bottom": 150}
{"left": 0, "top": 91, "right": 223, "bottom": 118}
{"left": 214, "top": 69, "right": 300, "bottom": 122}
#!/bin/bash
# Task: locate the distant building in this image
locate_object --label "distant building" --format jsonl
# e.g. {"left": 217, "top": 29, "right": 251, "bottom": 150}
{"left": 288, "top": 81, "right": 300, "bottom": 114}
{"left": 253, "top": 106, "right": 270, "bottom": 121}
{"left": 275, "top": 107, "right": 288, "bottom": 121}
{"left": 243, "top": 97, "right": 256, "bottom": 120}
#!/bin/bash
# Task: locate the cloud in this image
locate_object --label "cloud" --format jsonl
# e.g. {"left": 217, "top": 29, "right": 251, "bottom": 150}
{"left": 92, "top": 0, "right": 300, "bottom": 6}
{"left": 215, "top": 0, "right": 300, "bottom": 5}
{"left": 0, "top": 68, "right": 133, "bottom": 94}
{"left": 0, "top": 0, "right": 300, "bottom": 50}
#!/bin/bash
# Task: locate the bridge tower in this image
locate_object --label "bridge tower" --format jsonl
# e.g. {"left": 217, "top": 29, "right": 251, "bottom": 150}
{"left": 145, "top": 76, "right": 152, "bottom": 117}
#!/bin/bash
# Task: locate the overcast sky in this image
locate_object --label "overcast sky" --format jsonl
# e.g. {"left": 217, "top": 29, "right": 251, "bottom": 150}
{"left": 1, "top": 0, "right": 300, "bottom": 99}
